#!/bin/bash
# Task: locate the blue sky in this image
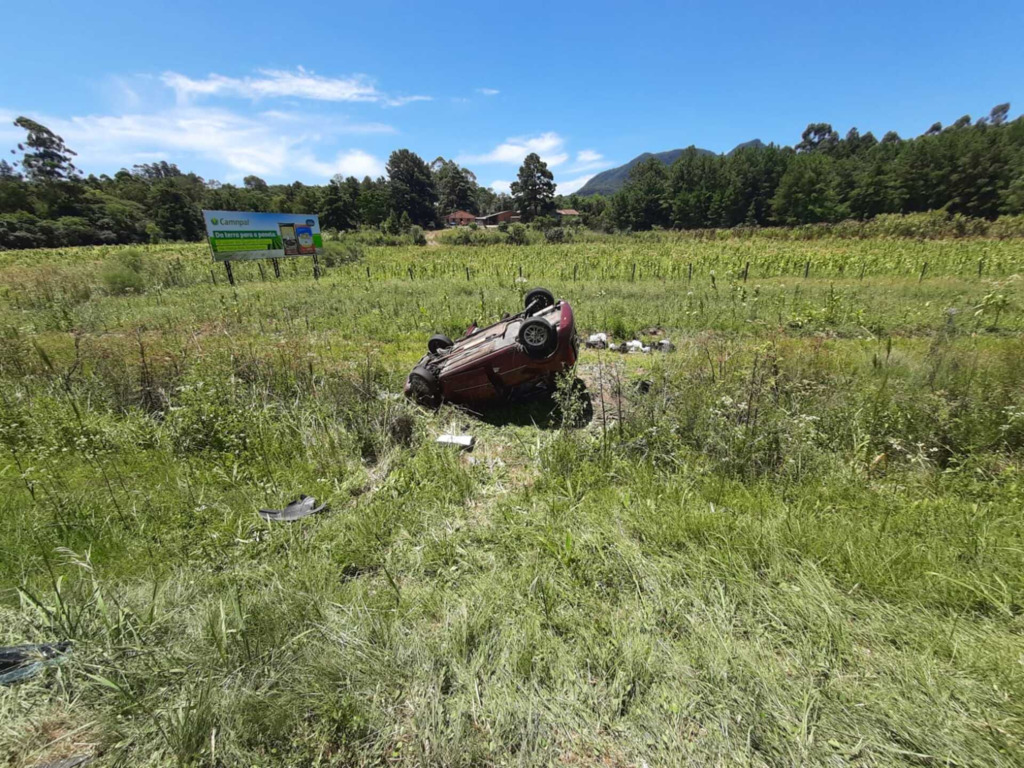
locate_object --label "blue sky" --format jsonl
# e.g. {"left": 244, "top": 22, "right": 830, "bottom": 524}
{"left": 2, "top": 0, "right": 1021, "bottom": 194}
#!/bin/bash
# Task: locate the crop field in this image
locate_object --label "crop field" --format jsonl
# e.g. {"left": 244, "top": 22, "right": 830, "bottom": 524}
{"left": 1, "top": 234, "right": 1023, "bottom": 766}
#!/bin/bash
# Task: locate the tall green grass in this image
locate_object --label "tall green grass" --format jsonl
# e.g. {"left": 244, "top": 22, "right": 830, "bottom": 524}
{"left": 1, "top": 234, "right": 1022, "bottom": 766}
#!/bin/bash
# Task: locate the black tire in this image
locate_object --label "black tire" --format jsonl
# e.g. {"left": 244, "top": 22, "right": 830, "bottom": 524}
{"left": 428, "top": 334, "right": 454, "bottom": 355}
{"left": 524, "top": 287, "right": 555, "bottom": 314}
{"left": 407, "top": 365, "right": 441, "bottom": 408}
{"left": 518, "top": 318, "right": 556, "bottom": 358}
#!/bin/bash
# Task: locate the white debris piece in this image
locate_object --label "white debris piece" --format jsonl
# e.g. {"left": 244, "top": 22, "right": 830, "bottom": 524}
{"left": 609, "top": 343, "right": 619, "bottom": 352}
{"left": 656, "top": 339, "right": 675, "bottom": 352}
{"left": 585, "top": 332, "right": 608, "bottom": 349}
{"left": 437, "top": 434, "right": 475, "bottom": 450}
{"left": 641, "top": 346, "right": 651, "bottom": 354}
{"left": 625, "top": 339, "right": 643, "bottom": 353}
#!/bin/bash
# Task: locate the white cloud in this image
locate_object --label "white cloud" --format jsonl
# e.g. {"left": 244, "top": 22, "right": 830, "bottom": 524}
{"left": 459, "top": 132, "right": 568, "bottom": 167}
{"left": 555, "top": 173, "right": 597, "bottom": 195}
{"left": 161, "top": 67, "right": 430, "bottom": 107}
{"left": 564, "top": 149, "right": 609, "bottom": 174}
{"left": 489, "top": 179, "right": 512, "bottom": 195}
{"left": 477, "top": 88, "right": 500, "bottom": 96}
{"left": 7, "top": 105, "right": 386, "bottom": 181}
{"left": 297, "top": 149, "right": 384, "bottom": 179}
{"left": 258, "top": 110, "right": 395, "bottom": 134}
{"left": 382, "top": 94, "right": 433, "bottom": 108}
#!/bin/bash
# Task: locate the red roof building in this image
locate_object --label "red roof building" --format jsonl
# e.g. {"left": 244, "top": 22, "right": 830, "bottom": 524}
{"left": 475, "top": 210, "right": 521, "bottom": 226}
{"left": 444, "top": 210, "right": 476, "bottom": 226}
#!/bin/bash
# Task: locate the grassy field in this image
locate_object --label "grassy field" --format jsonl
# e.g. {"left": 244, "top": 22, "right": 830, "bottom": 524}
{"left": 1, "top": 234, "right": 1023, "bottom": 766}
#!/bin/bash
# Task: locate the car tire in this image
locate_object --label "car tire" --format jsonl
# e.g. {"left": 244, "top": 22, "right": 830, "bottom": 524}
{"left": 519, "top": 318, "right": 556, "bottom": 358}
{"left": 524, "top": 288, "right": 555, "bottom": 314}
{"left": 428, "top": 334, "right": 454, "bottom": 355}
{"left": 407, "top": 365, "right": 441, "bottom": 408}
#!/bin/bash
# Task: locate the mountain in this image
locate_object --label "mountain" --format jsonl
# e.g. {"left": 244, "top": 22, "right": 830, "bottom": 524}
{"left": 727, "top": 139, "right": 766, "bottom": 154}
{"left": 574, "top": 140, "right": 765, "bottom": 196}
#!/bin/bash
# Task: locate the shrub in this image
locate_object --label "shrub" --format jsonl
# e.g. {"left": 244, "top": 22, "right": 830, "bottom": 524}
{"left": 100, "top": 248, "right": 151, "bottom": 295}
{"left": 408, "top": 225, "right": 427, "bottom": 246}
{"left": 989, "top": 215, "right": 1024, "bottom": 239}
{"left": 544, "top": 227, "right": 566, "bottom": 243}
{"left": 438, "top": 228, "right": 504, "bottom": 246}
{"left": 507, "top": 223, "right": 529, "bottom": 246}
{"left": 447, "top": 228, "right": 474, "bottom": 246}
{"left": 100, "top": 262, "right": 145, "bottom": 295}
{"left": 322, "top": 240, "right": 366, "bottom": 266}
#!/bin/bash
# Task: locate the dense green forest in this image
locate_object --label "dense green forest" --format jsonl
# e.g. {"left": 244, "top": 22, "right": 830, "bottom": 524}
{"left": 601, "top": 104, "right": 1024, "bottom": 231}
{"left": 2, "top": 104, "right": 1022, "bottom": 249}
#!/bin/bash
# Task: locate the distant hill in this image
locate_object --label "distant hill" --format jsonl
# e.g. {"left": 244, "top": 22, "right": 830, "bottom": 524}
{"left": 575, "top": 140, "right": 765, "bottom": 196}
{"left": 727, "top": 139, "right": 766, "bottom": 155}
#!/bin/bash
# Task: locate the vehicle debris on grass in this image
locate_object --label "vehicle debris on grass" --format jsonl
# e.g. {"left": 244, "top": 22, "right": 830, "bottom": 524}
{"left": 257, "top": 495, "right": 329, "bottom": 522}
{"left": 35, "top": 756, "right": 93, "bottom": 768}
{"left": 0, "top": 642, "right": 71, "bottom": 685}
{"left": 436, "top": 434, "right": 475, "bottom": 449}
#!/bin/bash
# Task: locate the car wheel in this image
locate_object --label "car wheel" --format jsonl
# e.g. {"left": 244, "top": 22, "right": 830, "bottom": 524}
{"left": 407, "top": 365, "right": 441, "bottom": 408}
{"left": 428, "top": 334, "right": 454, "bottom": 355}
{"left": 524, "top": 288, "right": 555, "bottom": 314}
{"left": 519, "top": 318, "right": 556, "bottom": 358}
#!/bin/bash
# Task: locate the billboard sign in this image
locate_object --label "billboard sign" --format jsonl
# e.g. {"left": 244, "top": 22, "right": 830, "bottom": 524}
{"left": 202, "top": 210, "right": 323, "bottom": 262}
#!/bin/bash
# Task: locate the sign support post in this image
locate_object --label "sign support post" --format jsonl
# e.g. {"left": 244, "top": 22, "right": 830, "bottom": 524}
{"left": 224, "top": 261, "right": 235, "bottom": 286}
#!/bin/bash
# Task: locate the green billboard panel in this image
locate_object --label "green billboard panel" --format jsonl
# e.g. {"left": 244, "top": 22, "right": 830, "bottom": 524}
{"left": 202, "top": 210, "right": 324, "bottom": 262}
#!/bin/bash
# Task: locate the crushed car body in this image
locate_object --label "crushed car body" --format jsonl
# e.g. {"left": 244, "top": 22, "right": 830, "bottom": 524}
{"left": 405, "top": 288, "right": 578, "bottom": 408}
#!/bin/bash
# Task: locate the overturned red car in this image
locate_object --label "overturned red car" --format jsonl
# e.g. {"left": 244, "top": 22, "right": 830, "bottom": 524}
{"left": 405, "top": 288, "right": 578, "bottom": 408}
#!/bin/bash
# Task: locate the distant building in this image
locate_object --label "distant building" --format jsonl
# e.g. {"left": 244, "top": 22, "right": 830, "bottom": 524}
{"left": 555, "top": 209, "right": 580, "bottom": 219}
{"left": 444, "top": 210, "right": 476, "bottom": 227}
{"left": 475, "top": 210, "right": 521, "bottom": 226}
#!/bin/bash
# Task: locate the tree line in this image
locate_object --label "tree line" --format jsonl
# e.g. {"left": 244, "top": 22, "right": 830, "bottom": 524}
{"left": 2, "top": 104, "right": 1021, "bottom": 249}
{"left": 0, "top": 118, "right": 536, "bottom": 249}
{"left": 580, "top": 104, "right": 1024, "bottom": 232}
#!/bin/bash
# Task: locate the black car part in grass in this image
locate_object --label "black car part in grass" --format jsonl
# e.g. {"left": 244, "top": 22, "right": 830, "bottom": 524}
{"left": 0, "top": 641, "right": 71, "bottom": 685}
